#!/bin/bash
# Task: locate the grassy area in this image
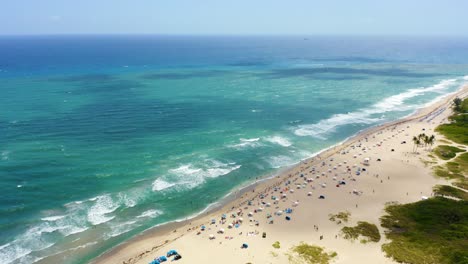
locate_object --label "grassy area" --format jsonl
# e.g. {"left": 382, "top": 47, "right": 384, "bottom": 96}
{"left": 287, "top": 243, "right": 337, "bottom": 264}
{"left": 272, "top": 241, "right": 281, "bottom": 249}
{"left": 434, "top": 165, "right": 464, "bottom": 180}
{"left": 380, "top": 197, "right": 468, "bottom": 264}
{"left": 433, "top": 145, "right": 465, "bottom": 160}
{"left": 433, "top": 185, "right": 468, "bottom": 200}
{"left": 341, "top": 221, "right": 381, "bottom": 243}
{"left": 435, "top": 98, "right": 468, "bottom": 145}
{"left": 328, "top": 211, "right": 351, "bottom": 223}
{"left": 433, "top": 152, "right": 468, "bottom": 191}
{"left": 453, "top": 179, "right": 468, "bottom": 191}
{"left": 455, "top": 152, "right": 468, "bottom": 174}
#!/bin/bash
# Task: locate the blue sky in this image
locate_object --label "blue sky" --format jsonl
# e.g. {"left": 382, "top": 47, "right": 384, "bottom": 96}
{"left": 1, "top": 0, "right": 468, "bottom": 35}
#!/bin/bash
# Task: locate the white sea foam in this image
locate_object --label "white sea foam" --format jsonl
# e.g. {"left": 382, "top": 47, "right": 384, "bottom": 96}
{"left": 1, "top": 151, "right": 9, "bottom": 161}
{"left": 41, "top": 215, "right": 66, "bottom": 221}
{"left": 152, "top": 179, "right": 176, "bottom": 191}
{"left": 87, "top": 194, "right": 120, "bottom": 225}
{"left": 2, "top": 189, "right": 147, "bottom": 263}
{"left": 105, "top": 220, "right": 137, "bottom": 239}
{"left": 294, "top": 78, "right": 460, "bottom": 139}
{"left": 266, "top": 155, "right": 296, "bottom": 169}
{"left": 264, "top": 136, "right": 292, "bottom": 147}
{"left": 463, "top": 75, "right": 468, "bottom": 81}
{"left": 137, "top": 209, "right": 163, "bottom": 219}
{"left": 153, "top": 160, "right": 241, "bottom": 191}
{"left": 228, "top": 138, "right": 262, "bottom": 149}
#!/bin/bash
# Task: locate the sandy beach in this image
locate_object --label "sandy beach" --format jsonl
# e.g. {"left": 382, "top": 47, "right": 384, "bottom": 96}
{"left": 92, "top": 85, "right": 468, "bottom": 264}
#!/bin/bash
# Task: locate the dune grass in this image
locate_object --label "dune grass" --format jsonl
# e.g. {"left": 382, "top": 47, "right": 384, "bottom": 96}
{"left": 380, "top": 197, "right": 468, "bottom": 264}
{"left": 341, "top": 221, "right": 381, "bottom": 243}
{"left": 433, "top": 145, "right": 465, "bottom": 160}
{"left": 435, "top": 98, "right": 468, "bottom": 145}
{"left": 272, "top": 241, "right": 281, "bottom": 249}
{"left": 328, "top": 211, "right": 351, "bottom": 223}
{"left": 287, "top": 243, "right": 337, "bottom": 264}
{"left": 433, "top": 185, "right": 468, "bottom": 200}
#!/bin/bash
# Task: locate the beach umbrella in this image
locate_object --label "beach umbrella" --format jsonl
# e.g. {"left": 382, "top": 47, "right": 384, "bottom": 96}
{"left": 319, "top": 195, "right": 325, "bottom": 199}
{"left": 211, "top": 219, "right": 216, "bottom": 224}
{"left": 290, "top": 189, "right": 294, "bottom": 193}
{"left": 219, "top": 228, "right": 225, "bottom": 233}
{"left": 285, "top": 216, "right": 291, "bottom": 221}
{"left": 166, "top": 250, "right": 178, "bottom": 257}
{"left": 242, "top": 243, "right": 249, "bottom": 249}
{"left": 239, "top": 217, "right": 243, "bottom": 222}
{"left": 294, "top": 201, "right": 299, "bottom": 206}
{"left": 281, "top": 193, "right": 287, "bottom": 198}
{"left": 248, "top": 212, "right": 254, "bottom": 216}
{"left": 321, "top": 183, "right": 327, "bottom": 188}
{"left": 150, "top": 260, "right": 161, "bottom": 264}
{"left": 201, "top": 225, "right": 206, "bottom": 230}
{"left": 307, "top": 192, "right": 312, "bottom": 196}
{"left": 235, "top": 224, "right": 240, "bottom": 228}
{"left": 158, "top": 256, "right": 168, "bottom": 262}
{"left": 228, "top": 223, "right": 233, "bottom": 228}
{"left": 266, "top": 202, "right": 271, "bottom": 207}
{"left": 209, "top": 234, "right": 215, "bottom": 239}
{"left": 276, "top": 210, "right": 283, "bottom": 215}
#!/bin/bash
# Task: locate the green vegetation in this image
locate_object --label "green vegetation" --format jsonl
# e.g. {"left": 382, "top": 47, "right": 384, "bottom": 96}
{"left": 436, "top": 98, "right": 468, "bottom": 145}
{"left": 272, "top": 241, "right": 281, "bottom": 249}
{"left": 380, "top": 197, "right": 468, "bottom": 264}
{"left": 454, "top": 152, "right": 468, "bottom": 174}
{"left": 452, "top": 97, "right": 467, "bottom": 113}
{"left": 328, "top": 211, "right": 351, "bottom": 223}
{"left": 287, "top": 243, "right": 337, "bottom": 264}
{"left": 433, "top": 145, "right": 465, "bottom": 160}
{"left": 453, "top": 179, "right": 468, "bottom": 191}
{"left": 433, "top": 185, "right": 468, "bottom": 200}
{"left": 433, "top": 152, "right": 468, "bottom": 191}
{"left": 341, "top": 221, "right": 381, "bottom": 243}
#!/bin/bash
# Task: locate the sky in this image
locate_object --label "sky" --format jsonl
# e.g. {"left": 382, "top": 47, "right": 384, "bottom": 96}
{"left": 1, "top": 0, "right": 468, "bottom": 36}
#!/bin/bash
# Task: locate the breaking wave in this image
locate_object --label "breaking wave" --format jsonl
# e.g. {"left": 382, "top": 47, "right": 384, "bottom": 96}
{"left": 152, "top": 159, "right": 241, "bottom": 191}
{"left": 294, "top": 78, "right": 460, "bottom": 139}
{"left": 264, "top": 136, "right": 292, "bottom": 147}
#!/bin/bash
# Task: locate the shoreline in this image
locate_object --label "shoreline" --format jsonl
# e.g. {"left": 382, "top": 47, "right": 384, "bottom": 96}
{"left": 90, "top": 84, "right": 468, "bottom": 264}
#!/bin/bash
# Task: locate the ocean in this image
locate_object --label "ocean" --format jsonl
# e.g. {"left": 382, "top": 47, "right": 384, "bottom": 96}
{"left": 1, "top": 35, "right": 467, "bottom": 264}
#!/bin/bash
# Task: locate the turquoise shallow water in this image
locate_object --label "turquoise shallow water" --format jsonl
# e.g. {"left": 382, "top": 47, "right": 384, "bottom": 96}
{"left": 1, "top": 35, "right": 468, "bottom": 263}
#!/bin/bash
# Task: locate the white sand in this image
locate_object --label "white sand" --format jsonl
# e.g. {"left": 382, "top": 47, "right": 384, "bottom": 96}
{"left": 92, "top": 85, "right": 468, "bottom": 264}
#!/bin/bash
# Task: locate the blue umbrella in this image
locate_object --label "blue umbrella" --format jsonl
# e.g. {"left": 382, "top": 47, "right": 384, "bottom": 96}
{"left": 157, "top": 256, "right": 168, "bottom": 262}
{"left": 149, "top": 260, "right": 160, "bottom": 264}
{"left": 166, "top": 250, "right": 178, "bottom": 257}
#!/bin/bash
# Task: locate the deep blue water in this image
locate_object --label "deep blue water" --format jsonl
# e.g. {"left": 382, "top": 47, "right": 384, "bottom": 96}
{"left": 1, "top": 35, "right": 468, "bottom": 263}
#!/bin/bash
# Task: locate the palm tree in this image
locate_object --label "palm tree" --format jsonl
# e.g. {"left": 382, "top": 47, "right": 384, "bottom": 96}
{"left": 428, "top": 135, "right": 435, "bottom": 151}
{"left": 412, "top": 136, "right": 419, "bottom": 153}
